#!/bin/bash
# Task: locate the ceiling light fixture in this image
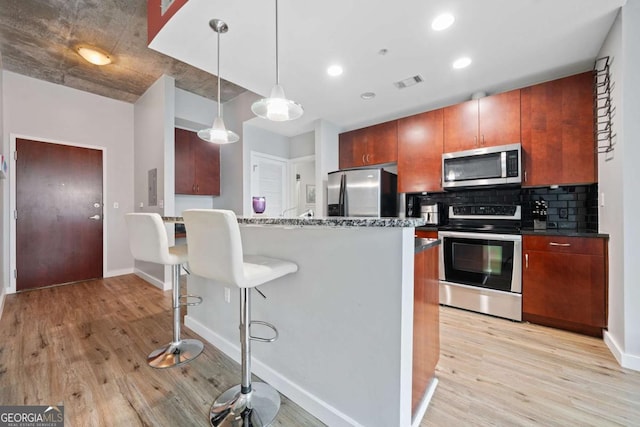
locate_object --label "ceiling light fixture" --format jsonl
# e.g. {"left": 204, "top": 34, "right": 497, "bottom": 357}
{"left": 251, "top": 0, "right": 304, "bottom": 122}
{"left": 431, "top": 13, "right": 455, "bottom": 31}
{"left": 453, "top": 57, "right": 472, "bottom": 69}
{"left": 327, "top": 65, "right": 343, "bottom": 77}
{"left": 76, "top": 46, "right": 112, "bottom": 66}
{"left": 360, "top": 92, "right": 376, "bottom": 100}
{"left": 197, "top": 19, "right": 239, "bottom": 144}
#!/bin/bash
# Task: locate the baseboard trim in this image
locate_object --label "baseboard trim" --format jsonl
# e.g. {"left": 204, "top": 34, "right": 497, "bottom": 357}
{"left": 604, "top": 330, "right": 640, "bottom": 372}
{"left": 133, "top": 269, "right": 170, "bottom": 291}
{"left": 185, "top": 315, "right": 364, "bottom": 427}
{"left": 411, "top": 377, "right": 438, "bottom": 427}
{"left": 104, "top": 268, "right": 135, "bottom": 278}
{"left": 0, "top": 287, "right": 6, "bottom": 321}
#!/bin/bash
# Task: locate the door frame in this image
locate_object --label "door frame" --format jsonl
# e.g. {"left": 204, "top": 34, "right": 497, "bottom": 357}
{"left": 8, "top": 134, "right": 107, "bottom": 294}
{"left": 249, "top": 151, "right": 290, "bottom": 217}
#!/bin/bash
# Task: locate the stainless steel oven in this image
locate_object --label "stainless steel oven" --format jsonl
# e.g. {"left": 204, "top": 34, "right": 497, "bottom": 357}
{"left": 438, "top": 205, "right": 523, "bottom": 321}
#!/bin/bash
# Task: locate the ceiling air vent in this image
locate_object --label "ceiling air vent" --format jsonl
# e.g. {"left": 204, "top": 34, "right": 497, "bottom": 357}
{"left": 394, "top": 75, "right": 424, "bottom": 89}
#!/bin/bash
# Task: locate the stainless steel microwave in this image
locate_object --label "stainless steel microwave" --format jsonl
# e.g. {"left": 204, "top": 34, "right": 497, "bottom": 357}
{"left": 442, "top": 143, "right": 522, "bottom": 189}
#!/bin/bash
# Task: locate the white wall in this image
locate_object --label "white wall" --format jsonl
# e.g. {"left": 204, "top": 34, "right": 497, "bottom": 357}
{"left": 599, "top": 1, "right": 640, "bottom": 370}
{"left": 314, "top": 119, "right": 340, "bottom": 216}
{"left": 0, "top": 53, "right": 5, "bottom": 311}
{"left": 290, "top": 131, "right": 315, "bottom": 158}
{"left": 2, "top": 71, "right": 135, "bottom": 290}
{"left": 132, "top": 75, "right": 175, "bottom": 288}
{"left": 620, "top": 0, "right": 640, "bottom": 360}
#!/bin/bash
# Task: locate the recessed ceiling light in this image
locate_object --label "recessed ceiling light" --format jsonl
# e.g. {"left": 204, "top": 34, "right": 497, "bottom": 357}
{"left": 432, "top": 13, "right": 455, "bottom": 31}
{"left": 76, "top": 46, "right": 112, "bottom": 66}
{"left": 453, "top": 57, "right": 472, "bottom": 69}
{"left": 360, "top": 92, "right": 376, "bottom": 100}
{"left": 327, "top": 64, "right": 343, "bottom": 77}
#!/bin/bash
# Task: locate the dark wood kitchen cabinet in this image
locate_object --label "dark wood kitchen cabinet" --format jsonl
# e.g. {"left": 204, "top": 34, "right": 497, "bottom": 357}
{"left": 175, "top": 128, "right": 220, "bottom": 195}
{"left": 412, "top": 243, "right": 439, "bottom": 415}
{"left": 443, "top": 89, "right": 521, "bottom": 153}
{"left": 398, "top": 109, "right": 444, "bottom": 192}
{"left": 339, "top": 120, "right": 398, "bottom": 169}
{"left": 522, "top": 235, "right": 607, "bottom": 337}
{"left": 521, "top": 71, "right": 595, "bottom": 186}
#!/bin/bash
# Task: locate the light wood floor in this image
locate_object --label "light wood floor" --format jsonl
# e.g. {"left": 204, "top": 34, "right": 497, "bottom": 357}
{"left": 1, "top": 275, "right": 639, "bottom": 426}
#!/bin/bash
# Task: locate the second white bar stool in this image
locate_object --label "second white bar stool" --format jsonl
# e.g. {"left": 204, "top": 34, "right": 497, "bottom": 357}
{"left": 125, "top": 213, "right": 204, "bottom": 368}
{"left": 183, "top": 209, "right": 298, "bottom": 427}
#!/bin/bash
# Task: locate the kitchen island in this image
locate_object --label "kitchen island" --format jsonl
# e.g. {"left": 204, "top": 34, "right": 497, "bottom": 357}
{"left": 167, "top": 216, "right": 439, "bottom": 427}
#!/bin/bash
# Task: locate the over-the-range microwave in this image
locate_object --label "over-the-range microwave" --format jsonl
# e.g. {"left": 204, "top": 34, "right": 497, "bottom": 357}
{"left": 442, "top": 143, "right": 522, "bottom": 189}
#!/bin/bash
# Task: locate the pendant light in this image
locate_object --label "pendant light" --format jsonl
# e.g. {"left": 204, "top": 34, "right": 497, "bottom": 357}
{"left": 198, "top": 19, "right": 239, "bottom": 144}
{"left": 251, "top": 0, "right": 303, "bottom": 122}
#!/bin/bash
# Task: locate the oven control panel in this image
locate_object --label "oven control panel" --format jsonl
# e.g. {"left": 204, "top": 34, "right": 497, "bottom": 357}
{"left": 452, "top": 205, "right": 519, "bottom": 216}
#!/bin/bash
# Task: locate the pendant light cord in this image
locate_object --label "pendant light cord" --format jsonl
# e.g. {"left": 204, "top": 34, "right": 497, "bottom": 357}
{"left": 275, "top": 0, "right": 279, "bottom": 86}
{"left": 217, "top": 28, "right": 222, "bottom": 118}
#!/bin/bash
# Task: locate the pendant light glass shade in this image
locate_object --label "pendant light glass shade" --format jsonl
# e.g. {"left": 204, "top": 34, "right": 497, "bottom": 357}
{"left": 251, "top": 0, "right": 303, "bottom": 122}
{"left": 199, "top": 19, "right": 240, "bottom": 144}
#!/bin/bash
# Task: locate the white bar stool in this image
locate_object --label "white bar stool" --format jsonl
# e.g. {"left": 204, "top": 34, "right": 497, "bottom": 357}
{"left": 125, "top": 213, "right": 204, "bottom": 368}
{"left": 183, "top": 209, "right": 298, "bottom": 427}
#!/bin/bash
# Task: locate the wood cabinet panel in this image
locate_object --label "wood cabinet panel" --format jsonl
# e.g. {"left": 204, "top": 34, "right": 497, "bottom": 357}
{"left": 175, "top": 128, "right": 220, "bottom": 195}
{"left": 415, "top": 230, "right": 438, "bottom": 239}
{"left": 175, "top": 129, "right": 195, "bottom": 194}
{"left": 443, "top": 100, "right": 478, "bottom": 153}
{"left": 444, "top": 90, "right": 521, "bottom": 153}
{"left": 479, "top": 89, "right": 521, "bottom": 147}
{"left": 398, "top": 109, "right": 444, "bottom": 193}
{"left": 523, "top": 235, "right": 604, "bottom": 255}
{"left": 412, "top": 245, "right": 440, "bottom": 414}
{"left": 522, "top": 235, "right": 607, "bottom": 337}
{"left": 366, "top": 121, "right": 398, "bottom": 165}
{"left": 521, "top": 72, "right": 595, "bottom": 186}
{"left": 338, "top": 121, "right": 397, "bottom": 169}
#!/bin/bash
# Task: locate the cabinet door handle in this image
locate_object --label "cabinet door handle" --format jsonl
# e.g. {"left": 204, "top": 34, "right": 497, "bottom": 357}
{"left": 474, "top": 136, "right": 478, "bottom": 146}
{"left": 481, "top": 134, "right": 485, "bottom": 145}
{"left": 196, "top": 184, "right": 199, "bottom": 193}
{"left": 549, "top": 242, "right": 571, "bottom": 247}
{"left": 366, "top": 154, "right": 371, "bottom": 163}
{"left": 525, "top": 253, "right": 528, "bottom": 269}
{"left": 362, "top": 154, "right": 366, "bottom": 164}
{"left": 192, "top": 184, "right": 196, "bottom": 192}
{"left": 524, "top": 171, "right": 527, "bottom": 182}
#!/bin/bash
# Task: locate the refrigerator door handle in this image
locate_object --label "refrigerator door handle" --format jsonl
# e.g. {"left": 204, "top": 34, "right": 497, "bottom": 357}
{"left": 339, "top": 173, "right": 346, "bottom": 216}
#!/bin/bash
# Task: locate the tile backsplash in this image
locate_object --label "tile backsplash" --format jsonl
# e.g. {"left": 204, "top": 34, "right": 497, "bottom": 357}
{"left": 408, "top": 184, "right": 598, "bottom": 230}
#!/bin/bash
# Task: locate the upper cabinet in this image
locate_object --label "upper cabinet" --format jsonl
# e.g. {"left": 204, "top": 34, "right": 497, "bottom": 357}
{"left": 444, "top": 89, "right": 521, "bottom": 153}
{"left": 521, "top": 72, "right": 595, "bottom": 187}
{"left": 339, "top": 120, "right": 398, "bottom": 169}
{"left": 397, "top": 109, "right": 444, "bottom": 193}
{"left": 175, "top": 128, "right": 220, "bottom": 196}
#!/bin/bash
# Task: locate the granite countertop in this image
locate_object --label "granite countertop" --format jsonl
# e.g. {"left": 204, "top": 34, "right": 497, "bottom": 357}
{"left": 164, "top": 216, "right": 427, "bottom": 228}
{"left": 520, "top": 228, "right": 609, "bottom": 238}
{"left": 415, "top": 238, "right": 441, "bottom": 254}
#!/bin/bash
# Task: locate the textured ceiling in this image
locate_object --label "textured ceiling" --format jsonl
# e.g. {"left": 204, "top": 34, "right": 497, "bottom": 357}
{"left": 0, "top": 0, "right": 247, "bottom": 103}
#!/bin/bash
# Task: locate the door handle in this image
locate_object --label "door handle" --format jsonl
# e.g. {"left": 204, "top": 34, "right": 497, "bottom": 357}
{"left": 88, "top": 215, "right": 101, "bottom": 220}
{"left": 525, "top": 253, "right": 529, "bottom": 269}
{"left": 549, "top": 242, "right": 571, "bottom": 247}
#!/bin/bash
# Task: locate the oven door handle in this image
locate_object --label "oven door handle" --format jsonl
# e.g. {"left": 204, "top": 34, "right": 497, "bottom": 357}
{"left": 438, "top": 230, "right": 522, "bottom": 242}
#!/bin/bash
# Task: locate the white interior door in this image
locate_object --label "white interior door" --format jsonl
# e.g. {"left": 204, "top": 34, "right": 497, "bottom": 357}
{"left": 250, "top": 152, "right": 289, "bottom": 217}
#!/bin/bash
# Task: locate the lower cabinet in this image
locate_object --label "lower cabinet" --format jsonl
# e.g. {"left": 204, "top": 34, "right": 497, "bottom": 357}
{"left": 412, "top": 244, "right": 440, "bottom": 414}
{"left": 522, "top": 235, "right": 607, "bottom": 337}
{"left": 415, "top": 230, "right": 438, "bottom": 239}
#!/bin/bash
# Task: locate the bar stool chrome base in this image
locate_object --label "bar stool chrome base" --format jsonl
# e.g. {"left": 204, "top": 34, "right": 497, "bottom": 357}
{"left": 210, "top": 382, "right": 280, "bottom": 427}
{"left": 147, "top": 338, "right": 204, "bottom": 369}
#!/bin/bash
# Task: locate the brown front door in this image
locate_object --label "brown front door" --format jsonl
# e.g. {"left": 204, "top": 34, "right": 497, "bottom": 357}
{"left": 16, "top": 138, "right": 103, "bottom": 291}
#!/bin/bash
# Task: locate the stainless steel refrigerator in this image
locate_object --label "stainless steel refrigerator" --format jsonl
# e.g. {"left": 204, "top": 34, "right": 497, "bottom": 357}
{"left": 327, "top": 168, "right": 397, "bottom": 217}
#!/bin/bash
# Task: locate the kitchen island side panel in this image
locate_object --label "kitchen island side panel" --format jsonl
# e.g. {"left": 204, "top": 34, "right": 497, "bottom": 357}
{"left": 185, "top": 225, "right": 417, "bottom": 427}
